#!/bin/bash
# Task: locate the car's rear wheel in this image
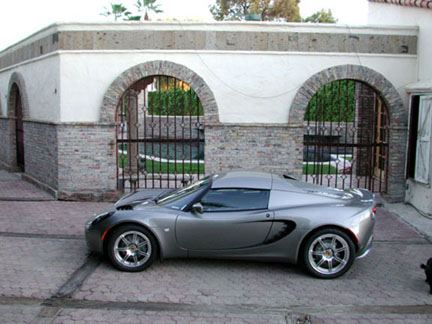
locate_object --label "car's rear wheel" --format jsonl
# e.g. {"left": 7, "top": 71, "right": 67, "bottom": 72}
{"left": 302, "top": 228, "right": 355, "bottom": 279}
{"left": 107, "top": 225, "right": 157, "bottom": 272}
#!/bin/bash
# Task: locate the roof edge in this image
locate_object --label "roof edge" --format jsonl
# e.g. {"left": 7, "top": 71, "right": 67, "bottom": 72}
{"left": 368, "top": 0, "right": 432, "bottom": 10}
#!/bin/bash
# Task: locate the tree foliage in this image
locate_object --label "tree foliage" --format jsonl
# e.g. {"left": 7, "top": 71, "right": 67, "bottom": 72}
{"left": 210, "top": 0, "right": 301, "bottom": 22}
{"left": 101, "top": 0, "right": 163, "bottom": 21}
{"left": 303, "top": 9, "right": 338, "bottom": 23}
{"left": 134, "top": 0, "right": 163, "bottom": 21}
{"left": 101, "top": 3, "right": 131, "bottom": 21}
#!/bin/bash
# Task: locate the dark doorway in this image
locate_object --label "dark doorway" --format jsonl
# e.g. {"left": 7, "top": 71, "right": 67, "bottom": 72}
{"left": 116, "top": 75, "right": 205, "bottom": 191}
{"left": 12, "top": 84, "right": 25, "bottom": 171}
{"left": 303, "top": 80, "right": 389, "bottom": 193}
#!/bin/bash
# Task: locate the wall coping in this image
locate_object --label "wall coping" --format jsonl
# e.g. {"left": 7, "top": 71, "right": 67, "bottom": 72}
{"left": 1, "top": 21, "right": 418, "bottom": 55}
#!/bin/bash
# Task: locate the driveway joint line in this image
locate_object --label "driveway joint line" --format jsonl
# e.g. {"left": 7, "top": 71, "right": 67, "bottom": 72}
{"left": 373, "top": 240, "right": 430, "bottom": 244}
{"left": 2, "top": 296, "right": 432, "bottom": 318}
{"left": 27, "top": 254, "right": 102, "bottom": 324}
{"left": 37, "top": 299, "right": 432, "bottom": 316}
{"left": 52, "top": 253, "right": 102, "bottom": 299}
{"left": 0, "top": 197, "right": 55, "bottom": 201}
{"left": 0, "top": 232, "right": 84, "bottom": 240}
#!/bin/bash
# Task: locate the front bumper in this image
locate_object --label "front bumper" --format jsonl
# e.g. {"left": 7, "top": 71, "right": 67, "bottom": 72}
{"left": 85, "top": 224, "right": 105, "bottom": 253}
{"left": 356, "top": 234, "right": 373, "bottom": 259}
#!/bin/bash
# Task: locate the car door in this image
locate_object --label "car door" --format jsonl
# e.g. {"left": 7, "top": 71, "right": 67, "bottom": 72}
{"left": 175, "top": 188, "right": 274, "bottom": 250}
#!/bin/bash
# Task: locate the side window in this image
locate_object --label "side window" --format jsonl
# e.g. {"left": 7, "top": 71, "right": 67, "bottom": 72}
{"left": 200, "top": 188, "right": 269, "bottom": 212}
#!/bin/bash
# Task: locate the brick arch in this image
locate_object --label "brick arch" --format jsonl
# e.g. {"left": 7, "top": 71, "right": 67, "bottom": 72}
{"left": 100, "top": 60, "right": 219, "bottom": 124}
{"left": 7, "top": 72, "right": 30, "bottom": 119}
{"left": 289, "top": 64, "right": 408, "bottom": 201}
{"left": 289, "top": 64, "right": 406, "bottom": 127}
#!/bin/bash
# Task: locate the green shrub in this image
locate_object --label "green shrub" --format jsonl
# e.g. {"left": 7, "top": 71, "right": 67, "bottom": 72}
{"left": 305, "top": 80, "right": 355, "bottom": 122}
{"left": 148, "top": 88, "right": 203, "bottom": 116}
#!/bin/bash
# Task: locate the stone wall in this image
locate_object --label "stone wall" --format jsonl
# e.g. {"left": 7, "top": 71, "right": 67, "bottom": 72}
{"left": 205, "top": 123, "right": 303, "bottom": 178}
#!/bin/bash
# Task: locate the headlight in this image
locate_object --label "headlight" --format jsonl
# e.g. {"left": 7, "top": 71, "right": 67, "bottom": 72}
{"left": 87, "top": 211, "right": 114, "bottom": 228}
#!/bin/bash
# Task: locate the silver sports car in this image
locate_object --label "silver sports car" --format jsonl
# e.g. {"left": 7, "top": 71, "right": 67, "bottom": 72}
{"left": 85, "top": 170, "right": 376, "bottom": 279}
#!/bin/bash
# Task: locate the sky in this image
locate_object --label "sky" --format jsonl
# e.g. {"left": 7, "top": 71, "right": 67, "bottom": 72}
{"left": 0, "top": 0, "right": 369, "bottom": 51}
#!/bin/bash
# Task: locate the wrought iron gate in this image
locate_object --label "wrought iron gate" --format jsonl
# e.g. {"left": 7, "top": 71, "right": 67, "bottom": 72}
{"left": 116, "top": 76, "right": 205, "bottom": 191}
{"left": 303, "top": 80, "right": 389, "bottom": 193}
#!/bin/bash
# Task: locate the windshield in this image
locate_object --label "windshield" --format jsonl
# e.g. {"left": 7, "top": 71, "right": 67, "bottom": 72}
{"left": 157, "top": 176, "right": 211, "bottom": 210}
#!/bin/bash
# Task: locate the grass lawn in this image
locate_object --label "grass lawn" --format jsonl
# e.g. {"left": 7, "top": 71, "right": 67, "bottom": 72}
{"left": 119, "top": 154, "right": 204, "bottom": 174}
{"left": 303, "top": 164, "right": 338, "bottom": 175}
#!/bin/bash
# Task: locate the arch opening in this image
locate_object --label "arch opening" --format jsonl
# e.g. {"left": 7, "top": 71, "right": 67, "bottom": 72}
{"left": 116, "top": 75, "right": 205, "bottom": 191}
{"left": 302, "top": 79, "right": 389, "bottom": 192}
{"left": 9, "top": 83, "right": 25, "bottom": 171}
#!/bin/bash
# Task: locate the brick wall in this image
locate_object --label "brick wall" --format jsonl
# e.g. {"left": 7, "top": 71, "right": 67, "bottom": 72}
{"left": 205, "top": 124, "right": 303, "bottom": 178}
{"left": 0, "top": 118, "right": 10, "bottom": 167}
{"left": 0, "top": 117, "right": 16, "bottom": 170}
{"left": 386, "top": 127, "right": 408, "bottom": 202}
{"left": 23, "top": 121, "right": 58, "bottom": 189}
{"left": 57, "top": 123, "right": 119, "bottom": 200}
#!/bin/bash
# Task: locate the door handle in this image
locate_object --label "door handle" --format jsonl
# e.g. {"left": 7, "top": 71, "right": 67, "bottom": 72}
{"left": 266, "top": 213, "right": 271, "bottom": 218}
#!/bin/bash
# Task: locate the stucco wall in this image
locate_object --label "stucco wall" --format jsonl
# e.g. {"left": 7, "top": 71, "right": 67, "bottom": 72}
{"left": 58, "top": 51, "right": 417, "bottom": 124}
{"left": 368, "top": 2, "right": 432, "bottom": 81}
{"left": 0, "top": 55, "right": 60, "bottom": 120}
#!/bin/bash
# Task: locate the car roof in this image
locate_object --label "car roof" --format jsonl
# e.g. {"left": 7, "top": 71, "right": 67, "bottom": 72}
{"left": 211, "top": 170, "right": 273, "bottom": 190}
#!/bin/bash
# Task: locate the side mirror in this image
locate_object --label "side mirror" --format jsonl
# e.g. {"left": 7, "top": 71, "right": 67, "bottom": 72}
{"left": 191, "top": 202, "right": 204, "bottom": 214}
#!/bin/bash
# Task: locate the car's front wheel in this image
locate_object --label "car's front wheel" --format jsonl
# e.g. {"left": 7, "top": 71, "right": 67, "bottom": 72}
{"left": 107, "top": 225, "right": 157, "bottom": 272}
{"left": 302, "top": 228, "right": 355, "bottom": 279}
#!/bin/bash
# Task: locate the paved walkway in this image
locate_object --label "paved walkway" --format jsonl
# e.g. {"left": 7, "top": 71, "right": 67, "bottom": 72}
{"left": 0, "top": 170, "right": 54, "bottom": 201}
{"left": 0, "top": 170, "right": 432, "bottom": 323}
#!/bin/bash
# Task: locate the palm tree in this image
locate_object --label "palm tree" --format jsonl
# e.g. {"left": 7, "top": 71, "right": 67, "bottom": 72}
{"left": 101, "top": 3, "right": 131, "bottom": 21}
{"left": 135, "top": 0, "right": 163, "bottom": 21}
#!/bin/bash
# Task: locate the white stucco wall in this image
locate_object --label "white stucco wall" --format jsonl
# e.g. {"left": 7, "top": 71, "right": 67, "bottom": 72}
{"left": 368, "top": 3, "right": 432, "bottom": 81}
{"left": 0, "top": 22, "right": 419, "bottom": 124}
{"left": 0, "top": 55, "right": 60, "bottom": 120}
{"left": 368, "top": 3, "right": 432, "bottom": 215}
{"left": 59, "top": 50, "right": 417, "bottom": 123}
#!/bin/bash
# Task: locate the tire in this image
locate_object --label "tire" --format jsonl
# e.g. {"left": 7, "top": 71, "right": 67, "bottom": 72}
{"left": 302, "top": 228, "right": 355, "bottom": 279}
{"left": 107, "top": 225, "right": 157, "bottom": 272}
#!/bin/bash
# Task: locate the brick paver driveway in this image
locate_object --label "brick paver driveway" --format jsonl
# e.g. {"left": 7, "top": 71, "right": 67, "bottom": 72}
{"left": 1, "top": 171, "right": 431, "bottom": 323}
